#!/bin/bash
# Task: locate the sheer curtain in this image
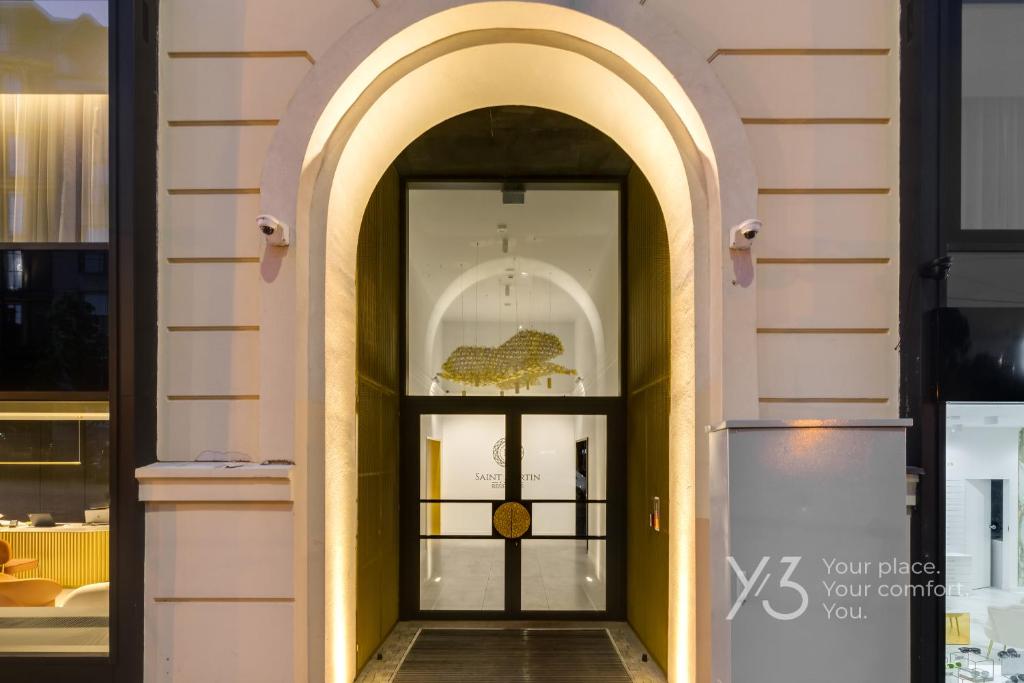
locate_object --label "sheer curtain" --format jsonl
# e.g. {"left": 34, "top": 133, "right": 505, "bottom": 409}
{"left": 0, "top": 93, "right": 108, "bottom": 242}
{"left": 962, "top": 96, "right": 1024, "bottom": 231}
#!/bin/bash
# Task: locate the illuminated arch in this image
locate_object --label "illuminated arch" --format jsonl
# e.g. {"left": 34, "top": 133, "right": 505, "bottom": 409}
{"left": 258, "top": 3, "right": 759, "bottom": 681}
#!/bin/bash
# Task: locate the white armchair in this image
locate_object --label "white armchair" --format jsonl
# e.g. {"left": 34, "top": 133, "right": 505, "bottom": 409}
{"left": 986, "top": 605, "right": 1024, "bottom": 657}
{"left": 55, "top": 581, "right": 109, "bottom": 614}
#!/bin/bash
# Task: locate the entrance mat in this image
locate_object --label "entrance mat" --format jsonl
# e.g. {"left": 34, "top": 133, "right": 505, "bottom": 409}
{"left": 394, "top": 628, "right": 632, "bottom": 682}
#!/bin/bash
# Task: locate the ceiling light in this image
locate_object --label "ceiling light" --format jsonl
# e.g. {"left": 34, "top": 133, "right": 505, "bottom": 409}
{"left": 439, "top": 328, "right": 575, "bottom": 390}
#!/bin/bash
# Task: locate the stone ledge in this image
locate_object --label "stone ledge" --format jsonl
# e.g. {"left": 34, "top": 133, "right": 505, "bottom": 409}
{"left": 136, "top": 462, "right": 294, "bottom": 502}
{"left": 709, "top": 418, "right": 913, "bottom": 432}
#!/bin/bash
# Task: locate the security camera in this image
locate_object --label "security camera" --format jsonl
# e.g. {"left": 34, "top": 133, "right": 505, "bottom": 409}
{"left": 256, "top": 214, "right": 290, "bottom": 247}
{"left": 729, "top": 219, "right": 762, "bottom": 250}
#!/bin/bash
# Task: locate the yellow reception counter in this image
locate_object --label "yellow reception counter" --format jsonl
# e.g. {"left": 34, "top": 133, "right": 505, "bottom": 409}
{"left": 0, "top": 524, "right": 109, "bottom": 588}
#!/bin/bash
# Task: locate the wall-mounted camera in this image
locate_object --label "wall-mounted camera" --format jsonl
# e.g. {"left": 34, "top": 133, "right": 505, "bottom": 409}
{"left": 256, "top": 214, "right": 290, "bottom": 247}
{"left": 729, "top": 219, "right": 762, "bottom": 251}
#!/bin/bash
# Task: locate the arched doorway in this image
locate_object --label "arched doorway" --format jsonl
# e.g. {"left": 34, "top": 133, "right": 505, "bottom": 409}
{"left": 257, "top": 3, "right": 758, "bottom": 680}
{"left": 351, "top": 103, "right": 672, "bottom": 677}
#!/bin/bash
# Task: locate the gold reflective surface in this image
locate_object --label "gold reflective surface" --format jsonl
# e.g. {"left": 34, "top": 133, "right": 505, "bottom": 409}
{"left": 492, "top": 502, "right": 531, "bottom": 539}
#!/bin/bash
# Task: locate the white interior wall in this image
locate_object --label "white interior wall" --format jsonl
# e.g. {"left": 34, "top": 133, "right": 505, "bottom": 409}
{"left": 419, "top": 414, "right": 605, "bottom": 536}
{"left": 946, "top": 427, "right": 1021, "bottom": 591}
{"left": 407, "top": 187, "right": 619, "bottom": 396}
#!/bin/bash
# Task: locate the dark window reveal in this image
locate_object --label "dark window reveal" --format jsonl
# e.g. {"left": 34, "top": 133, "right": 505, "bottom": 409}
{"left": 0, "top": 249, "right": 108, "bottom": 391}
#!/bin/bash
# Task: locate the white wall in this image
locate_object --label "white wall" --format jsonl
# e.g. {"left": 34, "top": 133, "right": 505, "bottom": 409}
{"left": 421, "top": 413, "right": 606, "bottom": 535}
{"left": 946, "top": 427, "right": 1021, "bottom": 591}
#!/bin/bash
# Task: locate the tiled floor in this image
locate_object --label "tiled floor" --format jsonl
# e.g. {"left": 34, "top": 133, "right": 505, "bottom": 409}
{"left": 355, "top": 621, "right": 667, "bottom": 683}
{"left": 946, "top": 586, "right": 1024, "bottom": 680}
{"left": 419, "top": 539, "right": 605, "bottom": 611}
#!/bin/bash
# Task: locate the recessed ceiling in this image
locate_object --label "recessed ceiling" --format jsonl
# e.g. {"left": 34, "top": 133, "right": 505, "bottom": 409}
{"left": 393, "top": 106, "right": 633, "bottom": 177}
{"left": 409, "top": 186, "right": 619, "bottom": 324}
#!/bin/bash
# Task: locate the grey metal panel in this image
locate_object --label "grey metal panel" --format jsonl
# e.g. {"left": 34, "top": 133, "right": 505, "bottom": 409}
{"left": 709, "top": 419, "right": 912, "bottom": 432}
{"left": 710, "top": 426, "right": 909, "bottom": 683}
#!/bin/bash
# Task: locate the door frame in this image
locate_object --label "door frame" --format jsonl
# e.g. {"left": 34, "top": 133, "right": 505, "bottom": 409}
{"left": 397, "top": 176, "right": 629, "bottom": 620}
{"left": 398, "top": 396, "right": 626, "bottom": 620}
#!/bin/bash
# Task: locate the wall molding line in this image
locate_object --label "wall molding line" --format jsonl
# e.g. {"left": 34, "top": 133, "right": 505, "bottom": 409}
{"left": 167, "top": 50, "right": 315, "bottom": 64}
{"left": 757, "top": 257, "right": 890, "bottom": 265}
{"left": 166, "top": 257, "right": 261, "bottom": 264}
{"left": 708, "top": 48, "right": 890, "bottom": 63}
{"left": 742, "top": 117, "right": 890, "bottom": 125}
{"left": 152, "top": 596, "right": 294, "bottom": 603}
{"left": 168, "top": 119, "right": 279, "bottom": 127}
{"left": 759, "top": 187, "right": 891, "bottom": 195}
{"left": 167, "top": 325, "right": 261, "bottom": 332}
{"left": 168, "top": 188, "right": 261, "bottom": 196}
{"left": 166, "top": 395, "right": 260, "bottom": 401}
{"left": 760, "top": 397, "right": 889, "bottom": 404}
{"left": 757, "top": 327, "right": 890, "bottom": 334}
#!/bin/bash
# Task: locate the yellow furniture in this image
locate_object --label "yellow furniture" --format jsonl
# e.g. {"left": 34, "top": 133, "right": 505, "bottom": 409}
{"left": 0, "top": 538, "right": 38, "bottom": 575}
{"left": 426, "top": 438, "right": 441, "bottom": 535}
{"left": 0, "top": 576, "right": 63, "bottom": 607}
{"left": 946, "top": 611, "right": 971, "bottom": 645}
{"left": 0, "top": 525, "right": 108, "bottom": 588}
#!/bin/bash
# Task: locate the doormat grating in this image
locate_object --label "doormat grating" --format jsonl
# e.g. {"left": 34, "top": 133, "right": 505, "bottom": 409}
{"left": 393, "top": 628, "right": 632, "bottom": 682}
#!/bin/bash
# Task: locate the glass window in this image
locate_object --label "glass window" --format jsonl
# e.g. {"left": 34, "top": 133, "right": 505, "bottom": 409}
{"left": 961, "top": 1, "right": 1024, "bottom": 232}
{"left": 0, "top": 1, "right": 108, "bottom": 243}
{"left": 947, "top": 252, "right": 1024, "bottom": 307}
{"left": 944, "top": 403, "right": 1024, "bottom": 670}
{"left": 419, "top": 414, "right": 505, "bottom": 611}
{"left": 406, "top": 183, "right": 621, "bottom": 396}
{"left": 0, "top": 1, "right": 110, "bottom": 656}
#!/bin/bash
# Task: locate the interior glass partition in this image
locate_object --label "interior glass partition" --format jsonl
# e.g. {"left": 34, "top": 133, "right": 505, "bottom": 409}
{"left": 0, "top": 1, "right": 111, "bottom": 656}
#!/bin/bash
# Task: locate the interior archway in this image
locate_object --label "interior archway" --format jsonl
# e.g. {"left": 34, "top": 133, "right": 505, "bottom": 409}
{"left": 423, "top": 257, "right": 608, "bottom": 397}
{"left": 257, "top": 3, "right": 759, "bottom": 681}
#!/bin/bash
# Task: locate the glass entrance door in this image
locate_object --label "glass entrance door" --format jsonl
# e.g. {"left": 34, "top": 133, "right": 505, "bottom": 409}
{"left": 407, "top": 407, "right": 621, "bottom": 618}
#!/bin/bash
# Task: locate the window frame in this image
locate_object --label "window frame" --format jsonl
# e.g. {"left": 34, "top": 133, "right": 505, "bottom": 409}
{"left": 402, "top": 178, "right": 625, "bottom": 399}
{"left": 0, "top": 0, "right": 154, "bottom": 680}
{"left": 904, "top": 1, "right": 1024, "bottom": 681}
{"left": 944, "top": 0, "right": 1024, "bottom": 250}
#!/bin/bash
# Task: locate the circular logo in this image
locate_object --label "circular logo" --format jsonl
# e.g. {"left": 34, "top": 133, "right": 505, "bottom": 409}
{"left": 492, "top": 501, "right": 531, "bottom": 539}
{"left": 492, "top": 437, "right": 524, "bottom": 467}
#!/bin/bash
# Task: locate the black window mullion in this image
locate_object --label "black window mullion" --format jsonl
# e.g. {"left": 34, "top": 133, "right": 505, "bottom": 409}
{"left": 505, "top": 411, "right": 521, "bottom": 615}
